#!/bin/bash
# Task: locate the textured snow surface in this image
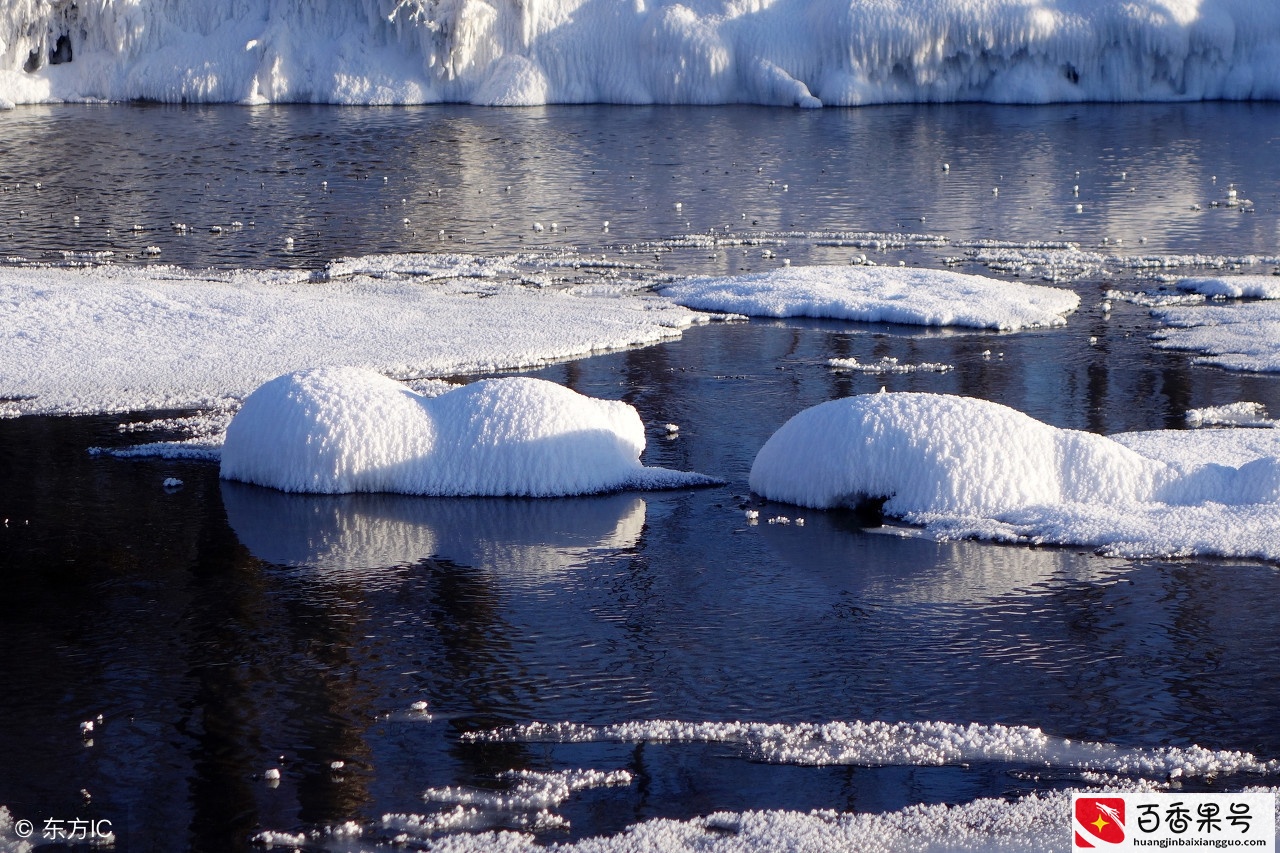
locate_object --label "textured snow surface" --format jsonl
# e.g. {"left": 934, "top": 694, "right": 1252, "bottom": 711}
{"left": 750, "top": 392, "right": 1280, "bottom": 560}
{"left": 661, "top": 266, "right": 1079, "bottom": 330}
{"left": 3, "top": 0, "right": 1280, "bottom": 108}
{"left": 469, "top": 719, "right": 1280, "bottom": 778}
{"left": 1176, "top": 275, "right": 1280, "bottom": 300}
{"left": 0, "top": 262, "right": 705, "bottom": 417}
{"left": 1153, "top": 300, "right": 1280, "bottom": 372}
{"left": 220, "top": 367, "right": 714, "bottom": 496}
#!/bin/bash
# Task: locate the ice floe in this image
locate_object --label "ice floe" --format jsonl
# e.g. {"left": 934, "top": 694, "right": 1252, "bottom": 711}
{"left": 468, "top": 719, "right": 1280, "bottom": 779}
{"left": 1185, "top": 402, "right": 1280, "bottom": 429}
{"left": 1176, "top": 275, "right": 1280, "bottom": 300}
{"left": 829, "top": 356, "right": 953, "bottom": 374}
{"left": 220, "top": 367, "right": 714, "bottom": 496}
{"left": 0, "top": 261, "right": 706, "bottom": 417}
{"left": 749, "top": 391, "right": 1280, "bottom": 561}
{"left": 3, "top": 0, "right": 1279, "bottom": 108}
{"left": 661, "top": 266, "right": 1079, "bottom": 330}
{"left": 1152, "top": 301, "right": 1280, "bottom": 373}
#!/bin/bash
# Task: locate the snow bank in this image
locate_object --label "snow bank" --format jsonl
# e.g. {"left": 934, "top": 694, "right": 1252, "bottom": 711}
{"left": 750, "top": 392, "right": 1280, "bottom": 561}
{"left": 1153, "top": 301, "right": 1280, "bottom": 372}
{"left": 661, "top": 266, "right": 1078, "bottom": 330}
{"left": 3, "top": 0, "right": 1279, "bottom": 108}
{"left": 0, "top": 262, "right": 706, "bottom": 417}
{"left": 220, "top": 367, "right": 713, "bottom": 496}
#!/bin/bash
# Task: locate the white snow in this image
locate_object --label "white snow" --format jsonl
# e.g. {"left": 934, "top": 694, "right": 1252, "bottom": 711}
{"left": 220, "top": 367, "right": 714, "bottom": 496}
{"left": 1177, "top": 275, "right": 1280, "bottom": 300}
{"left": 829, "top": 356, "right": 953, "bottom": 374}
{"left": 3, "top": 0, "right": 1280, "bottom": 108}
{"left": 0, "top": 260, "right": 707, "bottom": 418}
{"left": 1186, "top": 402, "right": 1280, "bottom": 429}
{"left": 469, "top": 719, "right": 1280, "bottom": 778}
{"left": 661, "top": 266, "right": 1079, "bottom": 331}
{"left": 749, "top": 391, "right": 1280, "bottom": 561}
{"left": 1153, "top": 300, "right": 1280, "bottom": 372}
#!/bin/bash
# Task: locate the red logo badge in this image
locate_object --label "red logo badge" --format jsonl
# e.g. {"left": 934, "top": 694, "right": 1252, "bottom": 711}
{"left": 1074, "top": 797, "right": 1126, "bottom": 847}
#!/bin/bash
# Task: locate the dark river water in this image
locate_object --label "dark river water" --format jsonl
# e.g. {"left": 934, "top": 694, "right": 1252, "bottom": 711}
{"left": 1, "top": 102, "right": 1279, "bottom": 851}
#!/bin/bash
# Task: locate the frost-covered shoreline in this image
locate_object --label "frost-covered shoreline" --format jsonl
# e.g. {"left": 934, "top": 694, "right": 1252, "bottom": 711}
{"left": 3, "top": 0, "right": 1280, "bottom": 109}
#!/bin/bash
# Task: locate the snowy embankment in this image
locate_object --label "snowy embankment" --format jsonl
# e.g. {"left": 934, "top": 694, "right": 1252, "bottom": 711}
{"left": 661, "top": 266, "right": 1079, "bottom": 330}
{"left": 750, "top": 392, "right": 1280, "bottom": 561}
{"left": 220, "top": 367, "right": 714, "bottom": 495}
{"left": 2, "top": 0, "right": 1279, "bottom": 109}
{"left": 0, "top": 262, "right": 706, "bottom": 417}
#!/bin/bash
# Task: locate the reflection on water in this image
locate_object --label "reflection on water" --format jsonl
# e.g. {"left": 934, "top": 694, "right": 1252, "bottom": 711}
{"left": 2, "top": 101, "right": 1280, "bottom": 850}
{"left": 221, "top": 481, "right": 647, "bottom": 585}
{"left": 0, "top": 102, "right": 1277, "bottom": 273}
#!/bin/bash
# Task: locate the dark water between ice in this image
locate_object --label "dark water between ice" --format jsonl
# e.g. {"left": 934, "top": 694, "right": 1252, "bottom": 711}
{"left": 2, "top": 102, "right": 1280, "bottom": 851}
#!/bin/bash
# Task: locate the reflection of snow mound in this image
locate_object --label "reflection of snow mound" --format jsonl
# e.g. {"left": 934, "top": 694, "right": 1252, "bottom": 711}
{"left": 750, "top": 392, "right": 1280, "bottom": 560}
{"left": 662, "top": 266, "right": 1078, "bottom": 330}
{"left": 220, "top": 368, "right": 713, "bottom": 496}
{"left": 222, "top": 482, "right": 647, "bottom": 582}
{"left": 467, "top": 720, "right": 1280, "bottom": 779}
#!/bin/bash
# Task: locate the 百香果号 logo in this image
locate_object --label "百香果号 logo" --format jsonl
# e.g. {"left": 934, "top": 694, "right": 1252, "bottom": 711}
{"left": 1074, "top": 796, "right": 1126, "bottom": 847}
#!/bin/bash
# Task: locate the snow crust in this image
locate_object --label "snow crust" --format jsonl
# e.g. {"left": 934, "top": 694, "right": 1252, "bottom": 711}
{"left": 661, "top": 266, "right": 1079, "bottom": 330}
{"left": 750, "top": 392, "right": 1280, "bottom": 561}
{"left": 220, "top": 367, "right": 713, "bottom": 496}
{"left": 0, "top": 261, "right": 706, "bottom": 417}
{"left": 3, "top": 0, "right": 1280, "bottom": 108}
{"left": 1177, "top": 275, "right": 1280, "bottom": 300}
{"left": 1154, "top": 301, "right": 1280, "bottom": 372}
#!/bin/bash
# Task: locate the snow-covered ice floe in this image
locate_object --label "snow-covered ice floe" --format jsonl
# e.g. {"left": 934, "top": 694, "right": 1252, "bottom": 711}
{"left": 661, "top": 266, "right": 1078, "bottom": 330}
{"left": 2, "top": 0, "right": 1279, "bottom": 108}
{"left": 220, "top": 367, "right": 716, "bottom": 496}
{"left": 0, "top": 262, "right": 707, "bottom": 418}
{"left": 750, "top": 391, "right": 1280, "bottom": 561}
{"left": 1153, "top": 300, "right": 1280, "bottom": 373}
{"left": 1176, "top": 275, "right": 1280, "bottom": 300}
{"left": 468, "top": 719, "right": 1280, "bottom": 778}
{"left": 237, "top": 720, "right": 1279, "bottom": 852}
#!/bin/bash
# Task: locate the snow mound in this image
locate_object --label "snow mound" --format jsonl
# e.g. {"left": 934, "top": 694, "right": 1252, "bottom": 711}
{"left": 3, "top": 0, "right": 1280, "bottom": 107}
{"left": 661, "top": 266, "right": 1079, "bottom": 330}
{"left": 750, "top": 392, "right": 1280, "bottom": 561}
{"left": 220, "top": 367, "right": 714, "bottom": 496}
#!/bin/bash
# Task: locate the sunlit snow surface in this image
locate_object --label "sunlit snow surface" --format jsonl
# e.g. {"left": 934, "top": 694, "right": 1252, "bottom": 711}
{"left": 2, "top": 0, "right": 1280, "bottom": 108}
{"left": 750, "top": 392, "right": 1280, "bottom": 561}
{"left": 0, "top": 259, "right": 706, "bottom": 417}
{"left": 661, "top": 266, "right": 1080, "bottom": 330}
{"left": 220, "top": 368, "right": 714, "bottom": 495}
